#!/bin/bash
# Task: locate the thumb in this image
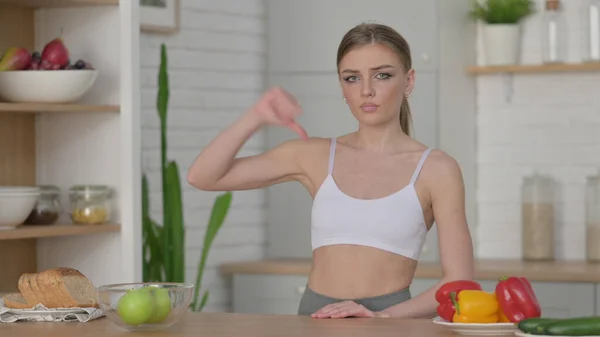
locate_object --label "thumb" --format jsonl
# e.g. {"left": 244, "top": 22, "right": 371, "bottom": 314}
{"left": 285, "top": 120, "right": 309, "bottom": 140}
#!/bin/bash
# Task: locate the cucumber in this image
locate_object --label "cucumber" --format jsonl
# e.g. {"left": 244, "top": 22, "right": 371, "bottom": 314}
{"left": 543, "top": 316, "right": 600, "bottom": 336}
{"left": 518, "top": 318, "right": 562, "bottom": 335}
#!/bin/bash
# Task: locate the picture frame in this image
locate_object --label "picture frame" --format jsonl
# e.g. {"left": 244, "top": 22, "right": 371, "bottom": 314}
{"left": 140, "top": 0, "right": 180, "bottom": 34}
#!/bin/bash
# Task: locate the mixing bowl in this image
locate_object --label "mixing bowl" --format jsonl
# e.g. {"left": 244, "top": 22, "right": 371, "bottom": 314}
{"left": 0, "top": 186, "right": 41, "bottom": 229}
{"left": 96, "top": 282, "right": 194, "bottom": 332}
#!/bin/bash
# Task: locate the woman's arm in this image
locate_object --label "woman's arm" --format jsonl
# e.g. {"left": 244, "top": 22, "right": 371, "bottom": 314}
{"left": 187, "top": 87, "right": 309, "bottom": 192}
{"left": 379, "top": 152, "right": 475, "bottom": 318}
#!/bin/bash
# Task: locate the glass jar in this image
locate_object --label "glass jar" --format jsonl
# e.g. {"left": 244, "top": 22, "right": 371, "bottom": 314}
{"left": 582, "top": 0, "right": 600, "bottom": 62}
{"left": 521, "top": 172, "right": 556, "bottom": 261}
{"left": 542, "top": 0, "right": 568, "bottom": 64}
{"left": 585, "top": 171, "right": 600, "bottom": 262}
{"left": 24, "top": 185, "right": 62, "bottom": 225}
{"left": 69, "top": 185, "right": 112, "bottom": 225}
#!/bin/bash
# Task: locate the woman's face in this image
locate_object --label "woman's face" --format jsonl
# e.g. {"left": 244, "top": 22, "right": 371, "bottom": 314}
{"left": 338, "top": 43, "right": 414, "bottom": 127}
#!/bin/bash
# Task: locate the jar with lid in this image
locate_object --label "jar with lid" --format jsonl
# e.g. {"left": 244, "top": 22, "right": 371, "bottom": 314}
{"left": 585, "top": 170, "right": 600, "bottom": 262}
{"left": 24, "top": 185, "right": 62, "bottom": 225}
{"left": 69, "top": 185, "right": 112, "bottom": 225}
{"left": 521, "top": 171, "right": 556, "bottom": 261}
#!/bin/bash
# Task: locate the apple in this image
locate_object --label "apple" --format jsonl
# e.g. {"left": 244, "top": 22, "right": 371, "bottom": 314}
{"left": 116, "top": 288, "right": 154, "bottom": 326}
{"left": 145, "top": 287, "right": 172, "bottom": 324}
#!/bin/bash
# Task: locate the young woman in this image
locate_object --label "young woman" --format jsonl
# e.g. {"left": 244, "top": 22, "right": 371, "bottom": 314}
{"left": 187, "top": 23, "right": 474, "bottom": 319}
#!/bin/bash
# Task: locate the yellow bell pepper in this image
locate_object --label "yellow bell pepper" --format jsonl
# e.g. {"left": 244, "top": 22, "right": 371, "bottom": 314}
{"left": 494, "top": 291, "right": 511, "bottom": 323}
{"left": 450, "top": 290, "right": 500, "bottom": 323}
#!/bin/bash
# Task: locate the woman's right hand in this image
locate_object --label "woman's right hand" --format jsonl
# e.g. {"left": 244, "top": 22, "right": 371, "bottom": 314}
{"left": 249, "top": 86, "right": 309, "bottom": 140}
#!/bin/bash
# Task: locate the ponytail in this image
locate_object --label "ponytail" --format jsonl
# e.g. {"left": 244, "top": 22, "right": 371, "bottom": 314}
{"left": 399, "top": 98, "right": 412, "bottom": 136}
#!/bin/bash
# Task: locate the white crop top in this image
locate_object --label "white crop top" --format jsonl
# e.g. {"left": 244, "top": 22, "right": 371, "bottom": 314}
{"left": 311, "top": 138, "right": 431, "bottom": 261}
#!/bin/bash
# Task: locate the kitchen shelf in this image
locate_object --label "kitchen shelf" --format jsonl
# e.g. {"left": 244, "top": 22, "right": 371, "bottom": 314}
{"left": 0, "top": 223, "right": 121, "bottom": 240}
{"left": 0, "top": 0, "right": 118, "bottom": 8}
{"left": 467, "top": 62, "right": 600, "bottom": 75}
{"left": 0, "top": 102, "right": 119, "bottom": 113}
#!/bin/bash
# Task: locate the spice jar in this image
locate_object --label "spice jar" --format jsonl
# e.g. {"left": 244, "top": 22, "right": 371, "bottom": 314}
{"left": 585, "top": 170, "right": 600, "bottom": 262}
{"left": 69, "top": 185, "right": 112, "bottom": 225}
{"left": 521, "top": 172, "right": 556, "bottom": 261}
{"left": 24, "top": 185, "right": 62, "bottom": 225}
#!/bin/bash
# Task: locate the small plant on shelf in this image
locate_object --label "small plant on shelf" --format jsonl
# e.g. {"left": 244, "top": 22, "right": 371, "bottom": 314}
{"left": 141, "top": 43, "right": 232, "bottom": 312}
{"left": 469, "top": 0, "right": 535, "bottom": 24}
{"left": 468, "top": 0, "right": 536, "bottom": 66}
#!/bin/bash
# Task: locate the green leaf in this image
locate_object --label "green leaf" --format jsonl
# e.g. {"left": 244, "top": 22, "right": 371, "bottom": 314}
{"left": 166, "top": 161, "right": 185, "bottom": 282}
{"left": 468, "top": 0, "right": 535, "bottom": 24}
{"left": 198, "top": 291, "right": 209, "bottom": 312}
{"left": 157, "top": 43, "right": 169, "bottom": 126}
{"left": 191, "top": 192, "right": 232, "bottom": 311}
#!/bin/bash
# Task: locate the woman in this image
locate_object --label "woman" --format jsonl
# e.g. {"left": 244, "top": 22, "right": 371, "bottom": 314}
{"left": 187, "top": 22, "right": 474, "bottom": 319}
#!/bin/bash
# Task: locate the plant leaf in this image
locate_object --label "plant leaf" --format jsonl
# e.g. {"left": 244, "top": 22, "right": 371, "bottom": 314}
{"left": 191, "top": 192, "right": 232, "bottom": 311}
{"left": 166, "top": 160, "right": 185, "bottom": 283}
{"left": 468, "top": 0, "right": 535, "bottom": 24}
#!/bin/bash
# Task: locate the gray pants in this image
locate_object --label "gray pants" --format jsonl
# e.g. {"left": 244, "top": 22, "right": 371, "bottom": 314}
{"left": 297, "top": 285, "right": 411, "bottom": 315}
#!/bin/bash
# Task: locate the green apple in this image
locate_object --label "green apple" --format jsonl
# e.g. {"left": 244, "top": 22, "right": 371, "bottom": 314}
{"left": 116, "top": 288, "right": 154, "bottom": 326}
{"left": 145, "top": 288, "right": 172, "bottom": 324}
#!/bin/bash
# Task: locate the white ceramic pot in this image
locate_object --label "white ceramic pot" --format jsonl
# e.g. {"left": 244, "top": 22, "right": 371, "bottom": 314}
{"left": 482, "top": 23, "right": 521, "bottom": 66}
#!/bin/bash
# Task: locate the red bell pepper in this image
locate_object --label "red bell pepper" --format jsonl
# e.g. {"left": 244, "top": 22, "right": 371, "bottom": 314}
{"left": 435, "top": 280, "right": 482, "bottom": 321}
{"left": 495, "top": 276, "right": 541, "bottom": 323}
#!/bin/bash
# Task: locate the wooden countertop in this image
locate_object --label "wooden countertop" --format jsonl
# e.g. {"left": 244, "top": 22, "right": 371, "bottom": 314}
{"left": 220, "top": 259, "right": 600, "bottom": 283}
{"left": 0, "top": 312, "right": 476, "bottom": 337}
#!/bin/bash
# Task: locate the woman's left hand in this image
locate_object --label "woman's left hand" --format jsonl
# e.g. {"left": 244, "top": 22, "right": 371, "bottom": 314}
{"left": 311, "top": 301, "right": 391, "bottom": 319}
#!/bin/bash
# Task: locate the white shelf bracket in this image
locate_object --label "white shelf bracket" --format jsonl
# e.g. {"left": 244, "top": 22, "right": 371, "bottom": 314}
{"left": 502, "top": 73, "right": 514, "bottom": 103}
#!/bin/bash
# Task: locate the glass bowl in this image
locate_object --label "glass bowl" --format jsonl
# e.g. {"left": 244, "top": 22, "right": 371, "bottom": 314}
{"left": 97, "top": 282, "right": 194, "bottom": 332}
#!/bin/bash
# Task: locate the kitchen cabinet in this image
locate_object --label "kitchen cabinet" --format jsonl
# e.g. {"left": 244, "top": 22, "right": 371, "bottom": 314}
{"left": 263, "top": 0, "right": 477, "bottom": 261}
{"left": 0, "top": 0, "right": 141, "bottom": 292}
{"left": 231, "top": 274, "right": 599, "bottom": 318}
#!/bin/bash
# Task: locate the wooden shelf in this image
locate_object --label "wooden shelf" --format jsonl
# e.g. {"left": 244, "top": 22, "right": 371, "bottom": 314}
{"left": 0, "top": 223, "right": 120, "bottom": 240}
{"left": 0, "top": 103, "right": 119, "bottom": 113}
{"left": 0, "top": 0, "right": 118, "bottom": 8}
{"left": 467, "top": 62, "right": 600, "bottom": 75}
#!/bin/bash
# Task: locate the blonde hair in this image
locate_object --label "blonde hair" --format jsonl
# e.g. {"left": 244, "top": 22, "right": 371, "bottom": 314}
{"left": 336, "top": 23, "right": 413, "bottom": 136}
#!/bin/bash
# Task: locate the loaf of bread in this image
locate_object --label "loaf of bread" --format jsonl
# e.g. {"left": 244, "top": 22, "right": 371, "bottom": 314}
{"left": 2, "top": 267, "right": 98, "bottom": 309}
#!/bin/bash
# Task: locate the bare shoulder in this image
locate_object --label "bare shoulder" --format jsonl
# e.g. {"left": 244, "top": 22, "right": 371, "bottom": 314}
{"left": 424, "top": 149, "right": 463, "bottom": 177}
{"left": 421, "top": 149, "right": 465, "bottom": 195}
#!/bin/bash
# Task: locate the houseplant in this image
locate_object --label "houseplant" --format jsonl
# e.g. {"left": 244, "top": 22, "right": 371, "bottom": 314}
{"left": 469, "top": 0, "right": 535, "bottom": 65}
{"left": 141, "top": 43, "right": 233, "bottom": 312}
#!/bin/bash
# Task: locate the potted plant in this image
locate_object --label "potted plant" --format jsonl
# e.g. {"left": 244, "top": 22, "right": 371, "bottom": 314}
{"left": 141, "top": 43, "right": 233, "bottom": 312}
{"left": 469, "top": 0, "right": 535, "bottom": 66}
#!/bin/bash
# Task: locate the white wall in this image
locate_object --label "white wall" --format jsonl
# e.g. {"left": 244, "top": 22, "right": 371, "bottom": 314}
{"left": 140, "top": 0, "right": 267, "bottom": 312}
{"left": 475, "top": 0, "right": 600, "bottom": 259}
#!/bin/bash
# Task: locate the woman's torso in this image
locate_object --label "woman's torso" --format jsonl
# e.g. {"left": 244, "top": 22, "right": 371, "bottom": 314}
{"left": 295, "top": 135, "right": 435, "bottom": 299}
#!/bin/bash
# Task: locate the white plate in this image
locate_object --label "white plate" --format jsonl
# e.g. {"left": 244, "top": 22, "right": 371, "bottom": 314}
{"left": 432, "top": 317, "right": 518, "bottom": 336}
{"left": 515, "top": 332, "right": 600, "bottom": 337}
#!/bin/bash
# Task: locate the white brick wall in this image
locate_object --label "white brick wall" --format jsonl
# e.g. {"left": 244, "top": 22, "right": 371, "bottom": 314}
{"left": 140, "top": 0, "right": 267, "bottom": 312}
{"left": 475, "top": 0, "right": 600, "bottom": 259}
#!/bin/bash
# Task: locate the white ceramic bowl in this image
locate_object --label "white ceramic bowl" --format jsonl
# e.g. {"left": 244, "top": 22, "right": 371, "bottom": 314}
{"left": 0, "top": 70, "right": 98, "bottom": 103}
{"left": 0, "top": 186, "right": 41, "bottom": 229}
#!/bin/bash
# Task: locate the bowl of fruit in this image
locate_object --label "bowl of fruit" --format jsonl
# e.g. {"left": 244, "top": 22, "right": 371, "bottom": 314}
{"left": 97, "top": 282, "right": 194, "bottom": 332}
{"left": 0, "top": 38, "right": 98, "bottom": 103}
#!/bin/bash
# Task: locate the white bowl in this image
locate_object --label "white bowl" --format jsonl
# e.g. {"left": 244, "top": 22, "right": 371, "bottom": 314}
{"left": 0, "top": 70, "right": 98, "bottom": 103}
{"left": 0, "top": 187, "right": 41, "bottom": 229}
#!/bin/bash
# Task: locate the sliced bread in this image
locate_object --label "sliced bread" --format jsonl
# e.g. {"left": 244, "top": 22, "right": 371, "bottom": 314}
{"left": 37, "top": 267, "right": 98, "bottom": 308}
{"left": 17, "top": 273, "right": 39, "bottom": 307}
{"left": 2, "top": 293, "right": 31, "bottom": 309}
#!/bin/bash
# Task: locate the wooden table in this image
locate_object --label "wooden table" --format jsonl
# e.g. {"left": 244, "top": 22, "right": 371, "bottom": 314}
{"left": 0, "top": 312, "right": 461, "bottom": 336}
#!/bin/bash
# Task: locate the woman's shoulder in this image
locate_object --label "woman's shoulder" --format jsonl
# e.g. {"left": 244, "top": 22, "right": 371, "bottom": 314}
{"left": 421, "top": 148, "right": 464, "bottom": 185}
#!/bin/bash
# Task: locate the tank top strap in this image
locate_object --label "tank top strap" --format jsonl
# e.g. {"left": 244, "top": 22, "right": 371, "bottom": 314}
{"left": 328, "top": 138, "right": 336, "bottom": 175}
{"left": 409, "top": 148, "right": 432, "bottom": 185}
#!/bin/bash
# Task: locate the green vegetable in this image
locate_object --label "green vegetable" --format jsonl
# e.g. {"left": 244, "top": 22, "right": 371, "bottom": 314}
{"left": 518, "top": 317, "right": 561, "bottom": 335}
{"left": 544, "top": 317, "right": 600, "bottom": 336}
